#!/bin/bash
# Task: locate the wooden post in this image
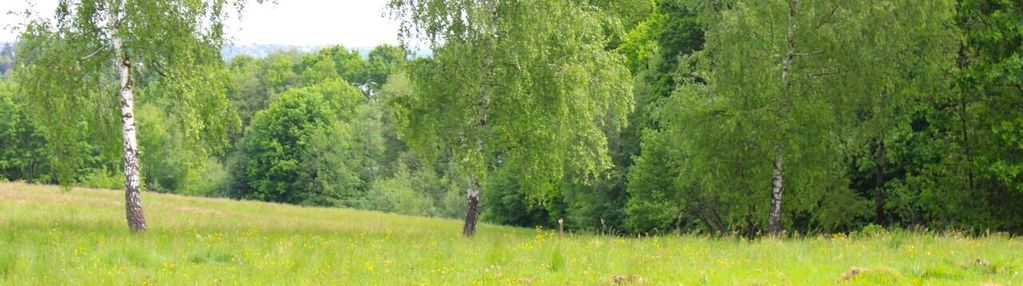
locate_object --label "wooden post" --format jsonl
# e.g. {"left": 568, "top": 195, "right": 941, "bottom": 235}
{"left": 558, "top": 218, "right": 564, "bottom": 237}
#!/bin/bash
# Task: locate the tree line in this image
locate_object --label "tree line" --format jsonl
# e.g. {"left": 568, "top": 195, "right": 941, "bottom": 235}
{"left": 1, "top": 0, "right": 1021, "bottom": 236}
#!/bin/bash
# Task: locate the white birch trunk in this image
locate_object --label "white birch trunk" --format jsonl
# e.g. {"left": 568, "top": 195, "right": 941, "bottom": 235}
{"left": 463, "top": 172, "right": 482, "bottom": 236}
{"left": 769, "top": 0, "right": 798, "bottom": 236}
{"left": 769, "top": 155, "right": 784, "bottom": 235}
{"left": 111, "top": 15, "right": 147, "bottom": 232}
{"left": 463, "top": 0, "right": 496, "bottom": 236}
{"left": 462, "top": 135, "right": 485, "bottom": 237}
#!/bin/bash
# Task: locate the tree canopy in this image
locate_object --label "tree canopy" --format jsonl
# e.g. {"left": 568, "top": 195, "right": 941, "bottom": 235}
{"left": 388, "top": 0, "right": 634, "bottom": 235}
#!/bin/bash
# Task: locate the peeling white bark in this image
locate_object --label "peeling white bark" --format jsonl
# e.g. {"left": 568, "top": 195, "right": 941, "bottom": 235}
{"left": 463, "top": 172, "right": 481, "bottom": 236}
{"left": 111, "top": 12, "right": 146, "bottom": 232}
{"left": 769, "top": 0, "right": 798, "bottom": 236}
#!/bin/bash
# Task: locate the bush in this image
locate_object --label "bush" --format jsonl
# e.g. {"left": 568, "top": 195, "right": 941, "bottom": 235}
{"left": 79, "top": 167, "right": 122, "bottom": 190}
{"left": 363, "top": 165, "right": 435, "bottom": 216}
{"left": 857, "top": 224, "right": 888, "bottom": 238}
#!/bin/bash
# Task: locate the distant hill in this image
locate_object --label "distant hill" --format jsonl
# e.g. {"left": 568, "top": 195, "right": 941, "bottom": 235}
{"left": 1, "top": 42, "right": 14, "bottom": 75}
{"left": 220, "top": 44, "right": 333, "bottom": 59}
{"left": 221, "top": 44, "right": 432, "bottom": 60}
{"left": 0, "top": 42, "right": 430, "bottom": 65}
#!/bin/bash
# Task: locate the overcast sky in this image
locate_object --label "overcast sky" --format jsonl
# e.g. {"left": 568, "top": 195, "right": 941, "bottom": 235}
{"left": 0, "top": 0, "right": 402, "bottom": 47}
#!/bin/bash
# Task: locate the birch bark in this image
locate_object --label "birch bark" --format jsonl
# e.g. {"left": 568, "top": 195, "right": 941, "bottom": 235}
{"left": 769, "top": 0, "right": 798, "bottom": 236}
{"left": 111, "top": 12, "right": 147, "bottom": 232}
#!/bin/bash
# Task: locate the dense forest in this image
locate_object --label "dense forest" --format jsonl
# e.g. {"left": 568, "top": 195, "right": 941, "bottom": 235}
{"left": 2, "top": 0, "right": 1022, "bottom": 236}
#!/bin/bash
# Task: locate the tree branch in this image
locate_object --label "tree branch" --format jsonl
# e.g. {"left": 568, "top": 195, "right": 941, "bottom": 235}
{"left": 807, "top": 71, "right": 839, "bottom": 79}
{"left": 794, "top": 50, "right": 822, "bottom": 57}
{"left": 148, "top": 59, "right": 170, "bottom": 78}
{"left": 814, "top": 3, "right": 839, "bottom": 30}
{"left": 79, "top": 46, "right": 108, "bottom": 61}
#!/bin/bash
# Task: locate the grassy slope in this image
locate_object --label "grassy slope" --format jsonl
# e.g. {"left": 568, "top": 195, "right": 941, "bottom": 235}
{"left": 0, "top": 182, "right": 1020, "bottom": 285}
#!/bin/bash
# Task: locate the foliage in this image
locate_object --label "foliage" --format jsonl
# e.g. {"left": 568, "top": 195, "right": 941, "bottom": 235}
{"left": 229, "top": 82, "right": 363, "bottom": 206}
{"left": 625, "top": 0, "right": 961, "bottom": 234}
{"left": 0, "top": 79, "right": 51, "bottom": 183}
{"left": 364, "top": 45, "right": 408, "bottom": 94}
{"left": 389, "top": 0, "right": 634, "bottom": 202}
{"left": 137, "top": 105, "right": 228, "bottom": 196}
{"left": 14, "top": 0, "right": 248, "bottom": 186}
{"left": 262, "top": 51, "right": 304, "bottom": 94}
{"left": 307, "top": 46, "right": 369, "bottom": 89}
{"left": 957, "top": 0, "right": 1023, "bottom": 191}
{"left": 296, "top": 122, "right": 362, "bottom": 206}
{"left": 625, "top": 130, "right": 685, "bottom": 233}
{"left": 362, "top": 163, "right": 437, "bottom": 216}
{"left": 482, "top": 163, "right": 560, "bottom": 228}
{"left": 77, "top": 167, "right": 124, "bottom": 190}
{"left": 226, "top": 54, "right": 271, "bottom": 126}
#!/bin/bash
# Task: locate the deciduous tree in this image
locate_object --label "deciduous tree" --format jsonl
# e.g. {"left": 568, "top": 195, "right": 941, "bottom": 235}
{"left": 389, "top": 0, "right": 633, "bottom": 236}
{"left": 15, "top": 0, "right": 259, "bottom": 231}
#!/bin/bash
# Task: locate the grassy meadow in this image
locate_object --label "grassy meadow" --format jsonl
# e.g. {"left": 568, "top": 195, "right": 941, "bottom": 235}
{"left": 0, "top": 182, "right": 1020, "bottom": 285}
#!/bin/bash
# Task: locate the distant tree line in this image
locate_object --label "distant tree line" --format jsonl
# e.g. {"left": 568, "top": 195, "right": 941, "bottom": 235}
{"left": 2, "top": 0, "right": 1022, "bottom": 235}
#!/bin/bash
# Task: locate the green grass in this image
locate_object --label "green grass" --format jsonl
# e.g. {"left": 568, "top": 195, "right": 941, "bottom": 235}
{"left": 0, "top": 182, "right": 1020, "bottom": 285}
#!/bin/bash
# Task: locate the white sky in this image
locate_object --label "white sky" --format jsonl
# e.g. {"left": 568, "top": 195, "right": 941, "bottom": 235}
{"left": 0, "top": 0, "right": 402, "bottom": 47}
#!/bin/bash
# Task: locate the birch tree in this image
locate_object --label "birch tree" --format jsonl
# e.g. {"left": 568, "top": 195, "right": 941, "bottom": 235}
{"left": 633, "top": 0, "right": 876, "bottom": 235}
{"left": 15, "top": 0, "right": 259, "bottom": 232}
{"left": 388, "top": 0, "right": 633, "bottom": 236}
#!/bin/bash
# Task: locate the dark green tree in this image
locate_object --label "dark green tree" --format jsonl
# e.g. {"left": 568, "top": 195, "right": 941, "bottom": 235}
{"left": 0, "top": 79, "right": 51, "bottom": 182}
{"left": 229, "top": 80, "right": 363, "bottom": 206}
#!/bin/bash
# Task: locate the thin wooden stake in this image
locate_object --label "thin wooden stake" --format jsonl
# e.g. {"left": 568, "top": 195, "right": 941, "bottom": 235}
{"left": 558, "top": 218, "right": 564, "bottom": 238}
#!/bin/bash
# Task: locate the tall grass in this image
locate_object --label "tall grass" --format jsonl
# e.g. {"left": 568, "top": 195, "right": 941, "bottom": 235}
{"left": 0, "top": 182, "right": 1019, "bottom": 285}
